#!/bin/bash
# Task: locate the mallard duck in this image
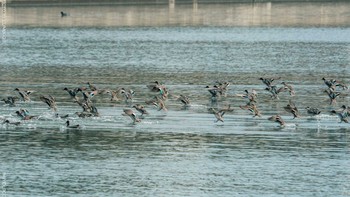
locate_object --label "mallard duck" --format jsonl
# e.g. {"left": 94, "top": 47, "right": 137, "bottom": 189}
{"left": 2, "top": 96, "right": 18, "bottom": 107}
{"left": 103, "top": 88, "right": 124, "bottom": 101}
{"left": 330, "top": 105, "right": 350, "bottom": 123}
{"left": 122, "top": 109, "right": 141, "bottom": 123}
{"left": 209, "top": 105, "right": 233, "bottom": 123}
{"left": 132, "top": 104, "right": 149, "bottom": 116}
{"left": 120, "top": 88, "right": 134, "bottom": 103}
{"left": 146, "top": 96, "right": 167, "bottom": 111}
{"left": 209, "top": 108, "right": 225, "bottom": 122}
{"left": 260, "top": 77, "right": 280, "bottom": 87}
{"left": 335, "top": 80, "right": 348, "bottom": 90}
{"left": 147, "top": 81, "right": 162, "bottom": 92}
{"left": 281, "top": 82, "right": 295, "bottom": 96}
{"left": 177, "top": 94, "right": 190, "bottom": 107}
{"left": 305, "top": 107, "right": 321, "bottom": 115}
{"left": 14, "top": 88, "right": 34, "bottom": 102}
{"left": 324, "top": 88, "right": 341, "bottom": 105}
{"left": 240, "top": 103, "right": 261, "bottom": 117}
{"left": 63, "top": 87, "right": 81, "bottom": 101}
{"left": 265, "top": 85, "right": 286, "bottom": 100}
{"left": 322, "top": 77, "right": 337, "bottom": 89}
{"left": 283, "top": 100, "right": 300, "bottom": 119}
{"left": 40, "top": 95, "right": 57, "bottom": 111}
{"left": 16, "top": 109, "right": 37, "bottom": 120}
{"left": 268, "top": 115, "right": 285, "bottom": 127}
{"left": 215, "top": 81, "right": 230, "bottom": 96}
{"left": 245, "top": 89, "right": 258, "bottom": 102}
{"left": 87, "top": 82, "right": 98, "bottom": 91}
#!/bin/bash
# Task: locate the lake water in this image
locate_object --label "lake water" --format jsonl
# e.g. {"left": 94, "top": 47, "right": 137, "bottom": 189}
{"left": 0, "top": 2, "right": 350, "bottom": 197}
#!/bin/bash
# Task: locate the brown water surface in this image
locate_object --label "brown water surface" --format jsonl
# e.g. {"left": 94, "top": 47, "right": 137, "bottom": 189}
{"left": 4, "top": 2, "right": 350, "bottom": 27}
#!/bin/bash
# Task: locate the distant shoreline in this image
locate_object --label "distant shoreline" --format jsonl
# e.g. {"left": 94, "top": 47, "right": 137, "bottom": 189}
{"left": 4, "top": 0, "right": 349, "bottom": 7}
{"left": 3, "top": 0, "right": 350, "bottom": 27}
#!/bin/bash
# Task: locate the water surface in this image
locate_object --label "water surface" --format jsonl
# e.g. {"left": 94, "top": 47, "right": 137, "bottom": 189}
{"left": 0, "top": 2, "right": 350, "bottom": 197}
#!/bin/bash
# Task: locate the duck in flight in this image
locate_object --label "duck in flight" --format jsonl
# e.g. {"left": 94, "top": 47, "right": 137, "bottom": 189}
{"left": 122, "top": 109, "right": 141, "bottom": 124}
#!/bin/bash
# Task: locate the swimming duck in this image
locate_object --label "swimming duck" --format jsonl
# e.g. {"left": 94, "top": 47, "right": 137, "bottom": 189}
{"left": 55, "top": 113, "right": 69, "bottom": 119}
{"left": 268, "top": 115, "right": 285, "bottom": 127}
{"left": 75, "top": 112, "right": 94, "bottom": 118}
{"left": 60, "top": 11, "right": 67, "bottom": 17}
{"left": 3, "top": 119, "right": 21, "bottom": 126}
{"left": 122, "top": 109, "right": 141, "bottom": 123}
{"left": 66, "top": 120, "right": 80, "bottom": 129}
{"left": 16, "top": 109, "right": 37, "bottom": 120}
{"left": 305, "top": 107, "right": 321, "bottom": 115}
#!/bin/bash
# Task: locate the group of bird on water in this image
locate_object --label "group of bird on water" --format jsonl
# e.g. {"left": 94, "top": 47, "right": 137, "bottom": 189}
{"left": 1, "top": 76, "right": 350, "bottom": 129}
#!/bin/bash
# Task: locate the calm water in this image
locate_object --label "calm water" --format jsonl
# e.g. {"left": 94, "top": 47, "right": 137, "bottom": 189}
{"left": 1, "top": 2, "right": 350, "bottom": 197}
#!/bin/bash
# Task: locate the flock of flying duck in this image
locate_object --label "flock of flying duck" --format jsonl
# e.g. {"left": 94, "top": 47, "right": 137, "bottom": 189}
{"left": 1, "top": 77, "right": 350, "bottom": 129}
{"left": 204, "top": 77, "right": 349, "bottom": 127}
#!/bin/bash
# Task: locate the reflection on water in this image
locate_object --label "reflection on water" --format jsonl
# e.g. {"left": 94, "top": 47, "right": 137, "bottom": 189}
{"left": 3, "top": 2, "right": 350, "bottom": 27}
{"left": 1, "top": 2, "right": 350, "bottom": 197}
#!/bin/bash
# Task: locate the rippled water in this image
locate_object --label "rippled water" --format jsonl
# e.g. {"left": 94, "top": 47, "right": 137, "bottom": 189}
{"left": 1, "top": 2, "right": 350, "bottom": 197}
